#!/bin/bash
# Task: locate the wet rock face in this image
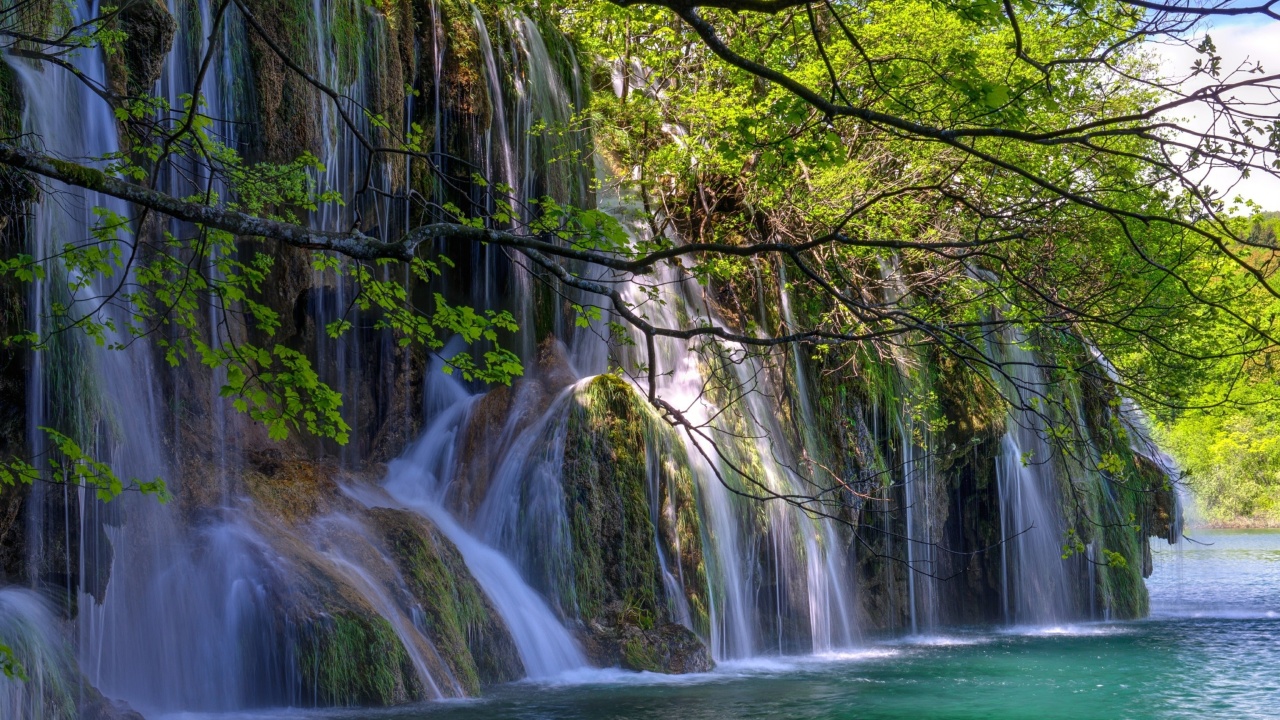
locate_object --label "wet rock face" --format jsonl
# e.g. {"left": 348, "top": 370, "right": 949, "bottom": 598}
{"left": 109, "top": 0, "right": 178, "bottom": 98}
{"left": 578, "top": 602, "right": 714, "bottom": 674}
{"left": 623, "top": 622, "right": 715, "bottom": 674}
{"left": 241, "top": 446, "right": 343, "bottom": 525}
{"left": 80, "top": 690, "right": 147, "bottom": 720}
{"left": 448, "top": 336, "right": 579, "bottom": 520}
{"left": 367, "top": 507, "right": 525, "bottom": 691}
{"left": 244, "top": 0, "right": 320, "bottom": 162}
{"left": 0, "top": 57, "right": 30, "bottom": 585}
{"left": 557, "top": 375, "right": 714, "bottom": 672}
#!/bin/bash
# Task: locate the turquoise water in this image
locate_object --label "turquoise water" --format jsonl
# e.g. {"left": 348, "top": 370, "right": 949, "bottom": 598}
{"left": 406, "top": 530, "right": 1280, "bottom": 720}
{"left": 172, "top": 531, "right": 1280, "bottom": 720}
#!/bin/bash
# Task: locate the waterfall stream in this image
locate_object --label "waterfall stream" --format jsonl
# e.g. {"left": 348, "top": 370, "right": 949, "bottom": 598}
{"left": 991, "top": 331, "right": 1077, "bottom": 624}
{"left": 13, "top": 2, "right": 274, "bottom": 711}
{"left": 0, "top": 588, "right": 75, "bottom": 719}
{"left": 377, "top": 369, "right": 588, "bottom": 678}
{"left": 605, "top": 188, "right": 858, "bottom": 658}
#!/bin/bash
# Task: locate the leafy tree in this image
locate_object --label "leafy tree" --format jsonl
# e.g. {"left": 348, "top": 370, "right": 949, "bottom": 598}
{"left": 0, "top": 0, "right": 1277, "bottom": 539}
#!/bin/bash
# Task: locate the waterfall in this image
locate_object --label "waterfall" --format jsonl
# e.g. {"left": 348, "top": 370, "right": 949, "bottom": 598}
{"left": 0, "top": 588, "right": 76, "bottom": 720}
{"left": 308, "top": 0, "right": 402, "bottom": 464}
{"left": 378, "top": 372, "right": 588, "bottom": 678}
{"left": 11, "top": 3, "right": 269, "bottom": 711}
{"left": 874, "top": 255, "right": 940, "bottom": 633}
{"left": 5, "top": 2, "right": 534, "bottom": 712}
{"left": 604, "top": 187, "right": 857, "bottom": 658}
{"left": 896, "top": 413, "right": 939, "bottom": 633}
{"left": 991, "top": 331, "right": 1075, "bottom": 624}
{"left": 777, "top": 263, "right": 820, "bottom": 462}
{"left": 1091, "top": 349, "right": 1186, "bottom": 541}
{"left": 0, "top": 1, "right": 1172, "bottom": 714}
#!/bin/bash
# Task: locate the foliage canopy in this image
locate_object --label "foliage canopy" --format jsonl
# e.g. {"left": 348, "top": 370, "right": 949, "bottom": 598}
{"left": 0, "top": 0, "right": 1278, "bottom": 522}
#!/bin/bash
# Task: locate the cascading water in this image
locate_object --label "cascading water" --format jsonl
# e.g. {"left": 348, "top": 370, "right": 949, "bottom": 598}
{"left": 1090, "top": 348, "right": 1186, "bottom": 541}
{"left": 376, "top": 362, "right": 588, "bottom": 678}
{"left": 603, "top": 188, "right": 858, "bottom": 657}
{"left": 777, "top": 263, "right": 820, "bottom": 463}
{"left": 0, "top": 588, "right": 76, "bottom": 719}
{"left": 307, "top": 0, "right": 405, "bottom": 464}
{"left": 0, "top": 1, "right": 1181, "bottom": 716}
{"left": 11, "top": 4, "right": 272, "bottom": 711}
{"left": 896, "top": 413, "right": 939, "bottom": 633}
{"left": 876, "top": 255, "right": 940, "bottom": 633}
{"left": 991, "top": 331, "right": 1076, "bottom": 624}
{"left": 3, "top": 2, "right": 575, "bottom": 713}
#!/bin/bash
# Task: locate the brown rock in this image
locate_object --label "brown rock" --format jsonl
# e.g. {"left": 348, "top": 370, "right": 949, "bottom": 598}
{"left": 107, "top": 0, "right": 177, "bottom": 98}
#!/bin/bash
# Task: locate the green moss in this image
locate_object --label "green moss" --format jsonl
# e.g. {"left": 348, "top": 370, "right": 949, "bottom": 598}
{"left": 620, "top": 636, "right": 662, "bottom": 672}
{"left": 0, "top": 57, "right": 22, "bottom": 138}
{"left": 245, "top": 0, "right": 319, "bottom": 161}
{"left": 47, "top": 160, "right": 105, "bottom": 191}
{"left": 561, "top": 375, "right": 710, "bottom": 636}
{"left": 1098, "top": 520, "right": 1148, "bottom": 618}
{"left": 370, "top": 507, "right": 522, "bottom": 693}
{"left": 563, "top": 374, "right": 659, "bottom": 620}
{"left": 294, "top": 611, "right": 421, "bottom": 706}
{"left": 330, "top": 0, "right": 365, "bottom": 87}
{"left": 932, "top": 348, "right": 1006, "bottom": 450}
{"left": 1051, "top": 341, "right": 1169, "bottom": 620}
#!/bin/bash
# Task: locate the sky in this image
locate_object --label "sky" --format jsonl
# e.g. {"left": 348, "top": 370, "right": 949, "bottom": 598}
{"left": 1155, "top": 16, "right": 1280, "bottom": 211}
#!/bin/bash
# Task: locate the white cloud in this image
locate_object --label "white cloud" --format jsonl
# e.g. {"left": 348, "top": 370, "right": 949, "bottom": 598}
{"left": 1152, "top": 18, "right": 1280, "bottom": 211}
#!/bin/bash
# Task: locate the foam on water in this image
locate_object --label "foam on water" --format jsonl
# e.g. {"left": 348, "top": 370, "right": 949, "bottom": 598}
{"left": 885, "top": 633, "right": 989, "bottom": 647}
{"left": 997, "top": 623, "right": 1132, "bottom": 637}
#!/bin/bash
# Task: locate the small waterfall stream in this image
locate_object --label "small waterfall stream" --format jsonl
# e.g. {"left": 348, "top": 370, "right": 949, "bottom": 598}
{"left": 377, "top": 368, "right": 588, "bottom": 678}
{"left": 991, "top": 331, "right": 1076, "bottom": 624}
{"left": 0, "top": 588, "right": 77, "bottom": 719}
{"left": 606, "top": 189, "right": 858, "bottom": 658}
{"left": 875, "top": 255, "right": 941, "bottom": 634}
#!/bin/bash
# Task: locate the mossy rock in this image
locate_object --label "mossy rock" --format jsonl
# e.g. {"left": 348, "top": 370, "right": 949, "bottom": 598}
{"left": 293, "top": 610, "right": 424, "bottom": 706}
{"left": 579, "top": 602, "right": 714, "bottom": 674}
{"left": 241, "top": 447, "right": 342, "bottom": 525}
{"left": 243, "top": 0, "right": 320, "bottom": 161}
{"left": 560, "top": 374, "right": 713, "bottom": 670}
{"left": 933, "top": 348, "right": 1006, "bottom": 454}
{"left": 105, "top": 0, "right": 177, "bottom": 99}
{"left": 0, "top": 56, "right": 25, "bottom": 138}
{"left": 257, "top": 517, "right": 435, "bottom": 706}
{"left": 368, "top": 507, "right": 524, "bottom": 692}
{"left": 79, "top": 684, "right": 146, "bottom": 720}
{"left": 618, "top": 622, "right": 712, "bottom": 674}
{"left": 564, "top": 375, "right": 665, "bottom": 620}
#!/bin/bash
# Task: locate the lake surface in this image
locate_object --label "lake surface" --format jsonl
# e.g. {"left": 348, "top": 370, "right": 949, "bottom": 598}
{"left": 170, "top": 530, "right": 1280, "bottom": 720}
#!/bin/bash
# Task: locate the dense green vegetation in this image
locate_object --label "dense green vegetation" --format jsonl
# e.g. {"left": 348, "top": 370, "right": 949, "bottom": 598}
{"left": 1159, "top": 385, "right": 1280, "bottom": 527}
{"left": 0, "top": 0, "right": 1274, "bottom": 510}
{"left": 0, "top": 0, "right": 1278, "bottom": 705}
{"left": 552, "top": 2, "right": 1280, "bottom": 527}
{"left": 0, "top": 1, "right": 1276, "bottom": 672}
